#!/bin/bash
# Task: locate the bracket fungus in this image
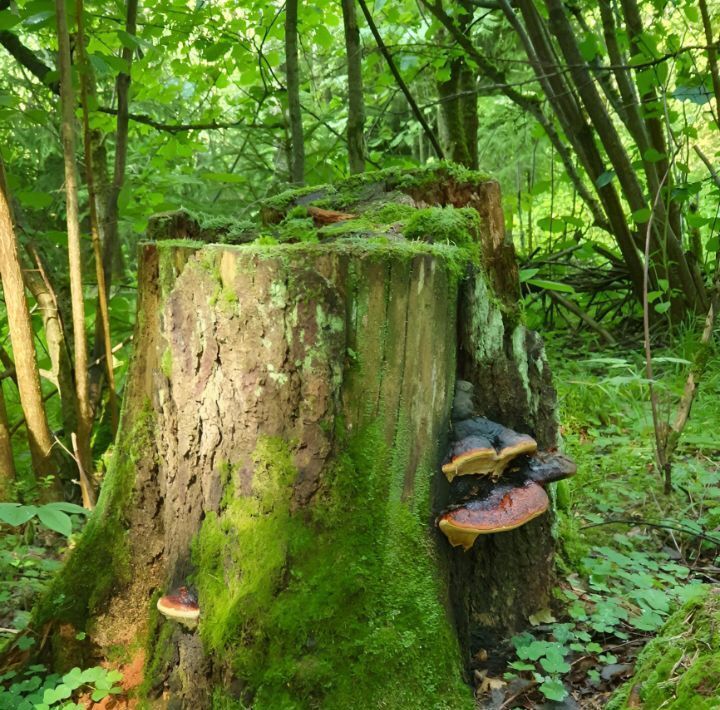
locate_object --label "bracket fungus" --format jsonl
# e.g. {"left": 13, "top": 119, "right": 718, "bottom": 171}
{"left": 157, "top": 586, "right": 200, "bottom": 626}
{"left": 439, "top": 479, "right": 549, "bottom": 550}
{"left": 442, "top": 417, "right": 537, "bottom": 481}
{"left": 438, "top": 385, "right": 577, "bottom": 551}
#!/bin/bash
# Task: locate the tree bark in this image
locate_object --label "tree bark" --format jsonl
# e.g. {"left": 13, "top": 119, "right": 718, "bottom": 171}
{"left": 32, "top": 168, "right": 560, "bottom": 707}
{"left": 285, "top": 0, "right": 305, "bottom": 185}
{"left": 0, "top": 155, "right": 57, "bottom": 481}
{"left": 0, "top": 380, "right": 16, "bottom": 499}
{"left": 55, "top": 0, "right": 96, "bottom": 508}
{"left": 341, "top": 0, "right": 366, "bottom": 174}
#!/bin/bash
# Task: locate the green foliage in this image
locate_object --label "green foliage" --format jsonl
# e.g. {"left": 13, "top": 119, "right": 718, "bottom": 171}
{"left": 608, "top": 589, "right": 720, "bottom": 709}
{"left": 0, "top": 663, "right": 123, "bottom": 709}
{"left": 190, "top": 431, "right": 471, "bottom": 709}
{"left": 0, "top": 503, "right": 88, "bottom": 538}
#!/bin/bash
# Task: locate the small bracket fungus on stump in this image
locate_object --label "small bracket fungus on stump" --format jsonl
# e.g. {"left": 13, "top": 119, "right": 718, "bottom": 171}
{"left": 157, "top": 586, "right": 200, "bottom": 627}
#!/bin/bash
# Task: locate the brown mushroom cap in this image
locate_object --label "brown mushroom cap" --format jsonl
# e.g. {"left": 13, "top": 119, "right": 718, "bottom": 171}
{"left": 438, "top": 480, "right": 549, "bottom": 550}
{"left": 157, "top": 586, "right": 200, "bottom": 622}
{"left": 442, "top": 418, "right": 537, "bottom": 481}
{"left": 441, "top": 435, "right": 496, "bottom": 481}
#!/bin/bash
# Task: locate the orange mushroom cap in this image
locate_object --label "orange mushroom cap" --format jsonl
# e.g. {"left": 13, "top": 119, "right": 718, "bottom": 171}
{"left": 157, "top": 586, "right": 200, "bottom": 623}
{"left": 438, "top": 480, "right": 549, "bottom": 551}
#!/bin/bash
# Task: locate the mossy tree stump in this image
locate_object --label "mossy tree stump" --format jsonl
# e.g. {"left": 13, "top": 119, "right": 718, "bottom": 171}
{"left": 32, "top": 166, "right": 559, "bottom": 708}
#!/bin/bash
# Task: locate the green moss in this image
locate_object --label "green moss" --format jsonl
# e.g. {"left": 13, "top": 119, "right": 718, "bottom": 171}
{"left": 404, "top": 206, "right": 479, "bottom": 249}
{"left": 34, "top": 403, "right": 156, "bottom": 628}
{"left": 608, "top": 587, "right": 720, "bottom": 709}
{"left": 141, "top": 592, "right": 177, "bottom": 699}
{"left": 160, "top": 348, "right": 173, "bottom": 378}
{"left": 193, "top": 428, "right": 471, "bottom": 709}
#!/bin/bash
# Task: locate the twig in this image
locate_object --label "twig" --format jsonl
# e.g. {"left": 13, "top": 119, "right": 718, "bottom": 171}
{"left": 581, "top": 518, "right": 720, "bottom": 546}
{"left": 545, "top": 290, "right": 617, "bottom": 345}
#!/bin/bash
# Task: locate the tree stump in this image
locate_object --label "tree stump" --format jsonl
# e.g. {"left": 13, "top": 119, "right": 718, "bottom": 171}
{"left": 34, "top": 166, "right": 559, "bottom": 708}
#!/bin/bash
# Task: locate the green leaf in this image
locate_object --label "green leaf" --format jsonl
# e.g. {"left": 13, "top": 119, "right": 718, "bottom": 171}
{"left": 36, "top": 507, "right": 72, "bottom": 537}
{"left": 540, "top": 646, "right": 571, "bottom": 674}
{"left": 683, "top": 4, "right": 699, "bottom": 21}
{"left": 17, "top": 636, "right": 35, "bottom": 651}
{"left": 62, "top": 668, "right": 84, "bottom": 690}
{"left": 519, "top": 268, "right": 539, "bottom": 282}
{"left": 596, "top": 170, "right": 616, "bottom": 187}
{"left": 91, "top": 688, "right": 110, "bottom": 702}
{"left": 43, "top": 502, "right": 89, "bottom": 516}
{"left": 527, "top": 278, "right": 576, "bottom": 294}
{"left": 643, "top": 148, "right": 666, "bottom": 163}
{"left": 654, "top": 301, "right": 671, "bottom": 314}
{"left": 539, "top": 677, "right": 567, "bottom": 701}
{"left": 0, "top": 10, "right": 21, "bottom": 30}
{"left": 631, "top": 208, "right": 651, "bottom": 224}
{"left": 0, "top": 503, "right": 38, "bottom": 526}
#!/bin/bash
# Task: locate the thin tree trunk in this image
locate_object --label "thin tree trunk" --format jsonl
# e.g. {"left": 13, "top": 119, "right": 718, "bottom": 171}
{"left": 341, "top": 0, "right": 365, "bottom": 174}
{"left": 0, "top": 155, "right": 57, "bottom": 481}
{"left": 77, "top": 0, "right": 118, "bottom": 434}
{"left": 699, "top": 0, "right": 720, "bottom": 121}
{"left": 0, "top": 380, "right": 16, "bottom": 499}
{"left": 22, "top": 248, "right": 78, "bottom": 438}
{"left": 285, "top": 0, "right": 305, "bottom": 185}
{"left": 55, "top": 0, "right": 96, "bottom": 509}
{"left": 103, "top": 0, "right": 138, "bottom": 294}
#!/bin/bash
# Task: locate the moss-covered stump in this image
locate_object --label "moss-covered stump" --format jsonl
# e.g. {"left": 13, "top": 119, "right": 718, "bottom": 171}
{"left": 26, "top": 166, "right": 560, "bottom": 708}
{"left": 608, "top": 587, "right": 720, "bottom": 709}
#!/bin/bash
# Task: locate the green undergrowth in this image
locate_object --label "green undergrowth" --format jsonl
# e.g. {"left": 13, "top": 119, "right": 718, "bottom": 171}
{"left": 191, "top": 430, "right": 471, "bottom": 709}
{"left": 32, "top": 403, "right": 156, "bottom": 630}
{"left": 504, "top": 335, "right": 720, "bottom": 702}
{"left": 607, "top": 588, "right": 720, "bottom": 709}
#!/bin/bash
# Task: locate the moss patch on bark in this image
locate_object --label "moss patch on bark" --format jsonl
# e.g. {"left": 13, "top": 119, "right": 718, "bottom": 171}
{"left": 190, "top": 430, "right": 471, "bottom": 709}
{"left": 33, "top": 403, "right": 156, "bottom": 629}
{"left": 608, "top": 587, "right": 720, "bottom": 709}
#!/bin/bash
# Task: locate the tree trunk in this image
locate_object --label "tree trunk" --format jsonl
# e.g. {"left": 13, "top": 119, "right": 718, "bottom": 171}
{"left": 341, "top": 0, "right": 366, "bottom": 174}
{"left": 32, "top": 167, "right": 559, "bottom": 707}
{"left": 55, "top": 0, "right": 96, "bottom": 508}
{"left": 285, "top": 0, "right": 305, "bottom": 185}
{"left": 0, "top": 155, "right": 57, "bottom": 481}
{"left": 0, "top": 380, "right": 15, "bottom": 499}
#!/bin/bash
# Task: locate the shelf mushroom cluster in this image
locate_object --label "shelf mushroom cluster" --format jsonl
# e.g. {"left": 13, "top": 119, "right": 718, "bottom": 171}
{"left": 438, "top": 381, "right": 576, "bottom": 551}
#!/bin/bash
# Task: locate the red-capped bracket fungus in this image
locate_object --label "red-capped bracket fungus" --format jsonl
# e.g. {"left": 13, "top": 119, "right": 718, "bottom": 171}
{"left": 438, "top": 452, "right": 577, "bottom": 550}
{"left": 157, "top": 586, "right": 200, "bottom": 626}
{"left": 442, "top": 417, "right": 538, "bottom": 482}
{"left": 438, "top": 479, "right": 549, "bottom": 550}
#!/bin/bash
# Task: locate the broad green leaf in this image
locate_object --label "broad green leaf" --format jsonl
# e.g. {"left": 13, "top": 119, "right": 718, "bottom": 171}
{"left": 654, "top": 301, "right": 671, "bottom": 314}
{"left": 631, "top": 208, "right": 651, "bottom": 224}
{"left": 519, "top": 268, "right": 539, "bottom": 282}
{"left": 43, "top": 502, "right": 89, "bottom": 516}
{"left": 36, "top": 507, "right": 72, "bottom": 537}
{"left": 0, "top": 503, "right": 38, "bottom": 526}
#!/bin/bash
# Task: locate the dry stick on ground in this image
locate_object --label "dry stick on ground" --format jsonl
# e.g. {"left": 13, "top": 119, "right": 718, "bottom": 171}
{"left": 54, "top": 0, "right": 96, "bottom": 509}
{"left": 358, "top": 0, "right": 444, "bottom": 159}
{"left": 0, "top": 155, "right": 58, "bottom": 489}
{"left": 546, "top": 290, "right": 617, "bottom": 346}
{"left": 76, "top": 0, "right": 118, "bottom": 434}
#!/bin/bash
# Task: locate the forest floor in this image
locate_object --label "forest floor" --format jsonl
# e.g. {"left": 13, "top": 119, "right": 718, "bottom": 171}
{"left": 475, "top": 333, "right": 720, "bottom": 709}
{"left": 1, "top": 334, "right": 718, "bottom": 709}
